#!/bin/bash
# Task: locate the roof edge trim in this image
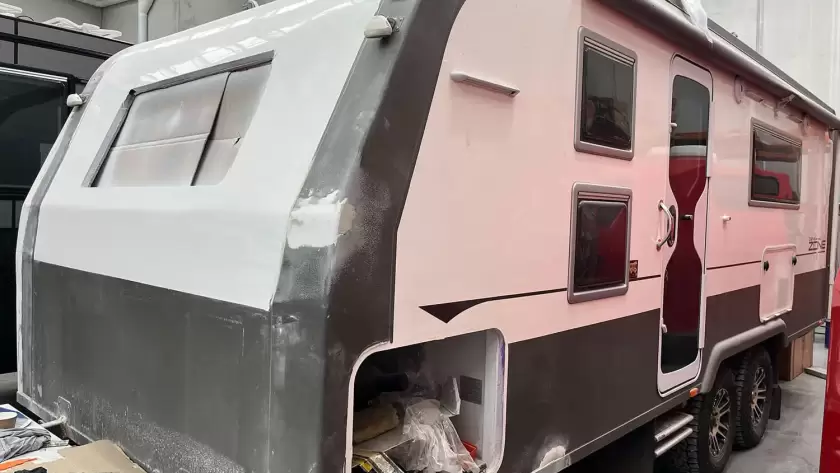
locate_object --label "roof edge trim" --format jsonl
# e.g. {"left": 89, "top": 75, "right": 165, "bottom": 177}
{"left": 599, "top": 0, "right": 840, "bottom": 130}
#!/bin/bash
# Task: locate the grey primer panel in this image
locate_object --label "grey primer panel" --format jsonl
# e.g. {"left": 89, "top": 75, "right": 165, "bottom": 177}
{"left": 273, "top": 0, "right": 465, "bottom": 471}
{"left": 29, "top": 262, "right": 268, "bottom": 472}
{"left": 20, "top": 0, "right": 465, "bottom": 473}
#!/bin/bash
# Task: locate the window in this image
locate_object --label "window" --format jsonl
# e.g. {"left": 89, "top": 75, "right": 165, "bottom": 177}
{"left": 568, "top": 183, "right": 632, "bottom": 303}
{"left": 749, "top": 122, "right": 801, "bottom": 208}
{"left": 575, "top": 29, "right": 637, "bottom": 160}
{"left": 92, "top": 61, "right": 271, "bottom": 188}
{"left": 0, "top": 69, "right": 66, "bottom": 192}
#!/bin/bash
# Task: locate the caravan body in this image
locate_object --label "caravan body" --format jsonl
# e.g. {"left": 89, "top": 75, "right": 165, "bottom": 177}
{"left": 16, "top": 0, "right": 839, "bottom": 472}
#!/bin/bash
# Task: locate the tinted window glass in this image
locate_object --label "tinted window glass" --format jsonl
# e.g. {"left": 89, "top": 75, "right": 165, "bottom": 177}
{"left": 573, "top": 200, "right": 628, "bottom": 292}
{"left": 670, "top": 76, "right": 710, "bottom": 148}
{"left": 579, "top": 45, "right": 634, "bottom": 151}
{"left": 751, "top": 126, "right": 801, "bottom": 205}
{"left": 0, "top": 72, "right": 65, "bottom": 192}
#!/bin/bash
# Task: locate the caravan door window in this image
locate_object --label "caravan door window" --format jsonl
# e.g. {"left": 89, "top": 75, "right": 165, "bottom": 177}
{"left": 575, "top": 29, "right": 637, "bottom": 160}
{"left": 749, "top": 122, "right": 801, "bottom": 208}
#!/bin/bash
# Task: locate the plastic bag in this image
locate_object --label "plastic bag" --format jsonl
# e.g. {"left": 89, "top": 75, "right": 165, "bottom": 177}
{"left": 682, "top": 0, "right": 713, "bottom": 43}
{"left": 395, "top": 399, "right": 479, "bottom": 473}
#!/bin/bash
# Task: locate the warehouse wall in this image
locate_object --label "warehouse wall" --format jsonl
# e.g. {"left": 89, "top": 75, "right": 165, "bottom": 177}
{"left": 103, "top": 0, "right": 272, "bottom": 43}
{"left": 704, "top": 0, "right": 840, "bottom": 110}
{"left": 102, "top": 1, "right": 137, "bottom": 42}
{"left": 12, "top": 0, "right": 101, "bottom": 25}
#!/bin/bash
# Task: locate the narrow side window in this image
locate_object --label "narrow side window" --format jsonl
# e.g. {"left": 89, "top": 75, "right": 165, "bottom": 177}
{"left": 575, "top": 29, "right": 637, "bottom": 160}
{"left": 749, "top": 122, "right": 802, "bottom": 209}
{"left": 568, "top": 183, "right": 632, "bottom": 303}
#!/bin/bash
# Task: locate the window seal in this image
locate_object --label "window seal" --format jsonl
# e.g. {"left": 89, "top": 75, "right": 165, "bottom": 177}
{"left": 748, "top": 118, "right": 802, "bottom": 210}
{"left": 574, "top": 27, "right": 637, "bottom": 161}
{"left": 568, "top": 182, "right": 633, "bottom": 304}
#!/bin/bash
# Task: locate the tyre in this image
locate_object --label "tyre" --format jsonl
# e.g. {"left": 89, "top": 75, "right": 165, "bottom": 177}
{"left": 658, "top": 368, "right": 736, "bottom": 473}
{"left": 734, "top": 348, "right": 772, "bottom": 449}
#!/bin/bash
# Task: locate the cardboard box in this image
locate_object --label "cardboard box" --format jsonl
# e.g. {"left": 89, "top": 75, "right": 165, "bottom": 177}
{"left": 779, "top": 330, "right": 815, "bottom": 381}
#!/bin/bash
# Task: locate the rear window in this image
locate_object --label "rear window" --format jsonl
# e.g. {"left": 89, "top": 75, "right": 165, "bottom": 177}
{"left": 91, "top": 61, "right": 271, "bottom": 188}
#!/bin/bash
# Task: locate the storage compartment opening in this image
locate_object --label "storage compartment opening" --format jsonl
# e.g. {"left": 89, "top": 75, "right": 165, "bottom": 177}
{"left": 350, "top": 330, "right": 505, "bottom": 473}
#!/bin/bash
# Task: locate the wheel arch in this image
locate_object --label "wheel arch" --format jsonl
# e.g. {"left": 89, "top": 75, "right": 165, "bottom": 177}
{"left": 700, "top": 319, "right": 786, "bottom": 393}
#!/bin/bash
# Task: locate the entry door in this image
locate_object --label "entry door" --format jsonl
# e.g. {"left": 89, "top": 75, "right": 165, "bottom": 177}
{"left": 657, "top": 57, "right": 712, "bottom": 394}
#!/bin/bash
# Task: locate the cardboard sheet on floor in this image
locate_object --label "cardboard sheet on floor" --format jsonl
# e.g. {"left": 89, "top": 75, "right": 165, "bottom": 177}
{"left": 4, "top": 441, "right": 144, "bottom": 473}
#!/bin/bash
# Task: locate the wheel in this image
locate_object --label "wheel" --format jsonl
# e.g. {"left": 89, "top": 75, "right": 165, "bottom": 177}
{"left": 658, "top": 368, "right": 736, "bottom": 473}
{"left": 734, "top": 348, "right": 772, "bottom": 449}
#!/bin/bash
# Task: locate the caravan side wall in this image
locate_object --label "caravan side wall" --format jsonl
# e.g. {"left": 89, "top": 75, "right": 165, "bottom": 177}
{"left": 393, "top": 0, "right": 831, "bottom": 470}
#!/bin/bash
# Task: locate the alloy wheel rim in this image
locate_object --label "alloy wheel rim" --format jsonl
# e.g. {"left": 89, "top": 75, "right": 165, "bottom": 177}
{"left": 709, "top": 387, "right": 731, "bottom": 459}
{"left": 751, "top": 366, "right": 768, "bottom": 426}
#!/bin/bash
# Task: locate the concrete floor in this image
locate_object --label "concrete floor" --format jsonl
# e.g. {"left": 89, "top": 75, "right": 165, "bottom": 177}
{"left": 726, "top": 332, "right": 827, "bottom": 473}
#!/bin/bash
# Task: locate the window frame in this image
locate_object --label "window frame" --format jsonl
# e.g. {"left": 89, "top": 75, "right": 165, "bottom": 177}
{"left": 568, "top": 183, "right": 633, "bottom": 304}
{"left": 748, "top": 119, "right": 802, "bottom": 210}
{"left": 83, "top": 51, "right": 274, "bottom": 187}
{"left": 574, "top": 27, "right": 638, "bottom": 161}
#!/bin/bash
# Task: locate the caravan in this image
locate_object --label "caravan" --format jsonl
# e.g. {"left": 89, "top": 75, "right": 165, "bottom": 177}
{"left": 15, "top": 0, "right": 838, "bottom": 472}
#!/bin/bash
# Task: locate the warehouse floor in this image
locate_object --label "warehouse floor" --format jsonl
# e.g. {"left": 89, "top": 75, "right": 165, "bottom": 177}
{"left": 727, "top": 331, "right": 827, "bottom": 473}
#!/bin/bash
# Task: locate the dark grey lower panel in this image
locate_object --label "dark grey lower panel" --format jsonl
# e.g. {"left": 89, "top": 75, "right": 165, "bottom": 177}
{"left": 25, "top": 262, "right": 271, "bottom": 473}
{"left": 500, "top": 268, "right": 828, "bottom": 472}
{"left": 782, "top": 268, "right": 829, "bottom": 342}
{"left": 702, "top": 267, "right": 828, "bottom": 374}
{"left": 500, "top": 310, "right": 687, "bottom": 472}
{"left": 21, "top": 263, "right": 828, "bottom": 473}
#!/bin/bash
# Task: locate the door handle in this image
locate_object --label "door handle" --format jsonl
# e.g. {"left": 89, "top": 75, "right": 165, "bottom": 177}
{"left": 657, "top": 201, "right": 675, "bottom": 250}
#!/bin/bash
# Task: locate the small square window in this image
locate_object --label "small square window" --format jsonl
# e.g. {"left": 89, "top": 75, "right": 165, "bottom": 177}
{"left": 575, "top": 29, "right": 637, "bottom": 160}
{"left": 568, "top": 184, "right": 632, "bottom": 303}
{"left": 749, "top": 121, "right": 801, "bottom": 209}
